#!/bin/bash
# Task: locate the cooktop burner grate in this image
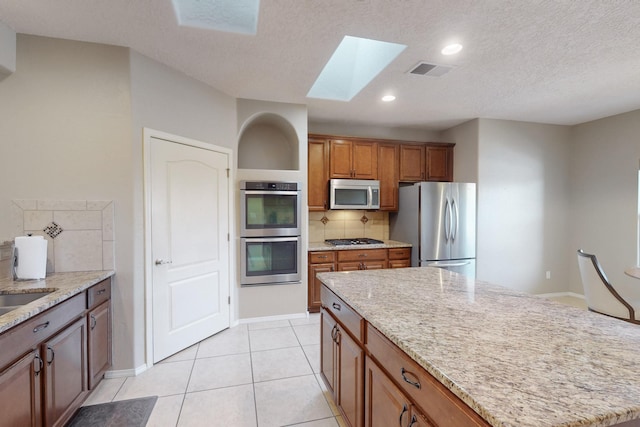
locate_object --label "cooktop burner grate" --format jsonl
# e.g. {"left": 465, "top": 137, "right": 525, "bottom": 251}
{"left": 325, "top": 238, "right": 384, "bottom": 246}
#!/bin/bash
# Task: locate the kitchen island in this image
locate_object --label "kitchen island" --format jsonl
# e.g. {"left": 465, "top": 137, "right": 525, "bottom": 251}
{"left": 318, "top": 267, "right": 640, "bottom": 427}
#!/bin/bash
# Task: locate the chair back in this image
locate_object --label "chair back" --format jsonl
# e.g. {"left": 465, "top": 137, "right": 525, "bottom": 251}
{"left": 577, "top": 249, "right": 635, "bottom": 321}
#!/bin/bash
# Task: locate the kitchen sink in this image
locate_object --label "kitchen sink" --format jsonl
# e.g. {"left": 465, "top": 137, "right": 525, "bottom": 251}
{"left": 0, "top": 292, "right": 52, "bottom": 307}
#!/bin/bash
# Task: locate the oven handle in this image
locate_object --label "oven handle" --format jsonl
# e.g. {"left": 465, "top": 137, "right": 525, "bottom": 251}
{"left": 242, "top": 236, "right": 300, "bottom": 243}
{"left": 241, "top": 190, "right": 300, "bottom": 196}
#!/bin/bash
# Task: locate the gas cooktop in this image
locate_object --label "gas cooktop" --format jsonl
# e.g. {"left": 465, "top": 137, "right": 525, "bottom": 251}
{"left": 325, "top": 238, "right": 384, "bottom": 246}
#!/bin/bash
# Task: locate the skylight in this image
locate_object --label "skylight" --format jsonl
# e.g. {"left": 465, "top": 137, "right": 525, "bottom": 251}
{"left": 307, "top": 36, "right": 407, "bottom": 101}
{"left": 171, "top": 0, "right": 260, "bottom": 35}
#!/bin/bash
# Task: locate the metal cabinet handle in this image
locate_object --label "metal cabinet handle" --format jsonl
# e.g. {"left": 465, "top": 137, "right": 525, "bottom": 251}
{"left": 96, "top": 288, "right": 107, "bottom": 295}
{"left": 330, "top": 324, "right": 338, "bottom": 341}
{"left": 408, "top": 415, "right": 418, "bottom": 427}
{"left": 33, "top": 321, "right": 50, "bottom": 333}
{"left": 399, "top": 404, "right": 408, "bottom": 427}
{"left": 46, "top": 345, "right": 55, "bottom": 365}
{"left": 155, "top": 259, "right": 172, "bottom": 265}
{"left": 332, "top": 302, "right": 341, "bottom": 311}
{"left": 318, "top": 255, "right": 328, "bottom": 259}
{"left": 34, "top": 353, "right": 43, "bottom": 376}
{"left": 90, "top": 314, "right": 97, "bottom": 330}
{"left": 401, "top": 367, "right": 421, "bottom": 389}
{"left": 358, "top": 253, "right": 368, "bottom": 257}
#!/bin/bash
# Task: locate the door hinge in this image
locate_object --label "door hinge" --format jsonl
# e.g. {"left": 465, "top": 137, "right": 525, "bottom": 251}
{"left": 227, "top": 233, "right": 230, "bottom": 241}
{"left": 228, "top": 296, "right": 231, "bottom": 305}
{"left": 226, "top": 168, "right": 230, "bottom": 178}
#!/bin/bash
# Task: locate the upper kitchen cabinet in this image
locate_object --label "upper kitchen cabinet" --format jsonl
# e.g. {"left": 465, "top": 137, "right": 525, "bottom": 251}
{"left": 378, "top": 143, "right": 399, "bottom": 211}
{"left": 308, "top": 136, "right": 330, "bottom": 211}
{"left": 329, "top": 139, "right": 378, "bottom": 179}
{"left": 399, "top": 143, "right": 454, "bottom": 182}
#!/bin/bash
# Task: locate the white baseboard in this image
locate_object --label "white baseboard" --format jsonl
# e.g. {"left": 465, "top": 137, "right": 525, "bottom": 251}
{"left": 238, "top": 311, "right": 309, "bottom": 325}
{"left": 536, "top": 291, "right": 585, "bottom": 299}
{"left": 104, "top": 364, "right": 148, "bottom": 378}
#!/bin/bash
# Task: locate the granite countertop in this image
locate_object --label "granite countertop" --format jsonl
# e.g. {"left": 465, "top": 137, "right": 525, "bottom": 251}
{"left": 308, "top": 239, "right": 411, "bottom": 251}
{"left": 0, "top": 271, "right": 114, "bottom": 334}
{"left": 318, "top": 267, "right": 640, "bottom": 427}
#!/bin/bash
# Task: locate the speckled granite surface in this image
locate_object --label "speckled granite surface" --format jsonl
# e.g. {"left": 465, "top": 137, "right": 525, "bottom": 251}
{"left": 0, "top": 271, "right": 114, "bottom": 334}
{"left": 318, "top": 267, "right": 640, "bottom": 427}
{"left": 308, "top": 239, "right": 411, "bottom": 251}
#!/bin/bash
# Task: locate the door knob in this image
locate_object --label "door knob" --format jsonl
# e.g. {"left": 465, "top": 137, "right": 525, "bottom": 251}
{"left": 155, "top": 259, "right": 172, "bottom": 265}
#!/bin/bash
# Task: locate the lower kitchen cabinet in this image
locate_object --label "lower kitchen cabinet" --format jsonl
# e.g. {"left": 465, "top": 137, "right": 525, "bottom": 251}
{"left": 320, "top": 307, "right": 364, "bottom": 427}
{"left": 365, "top": 356, "right": 432, "bottom": 427}
{"left": 0, "top": 277, "right": 112, "bottom": 427}
{"left": 43, "top": 317, "right": 88, "bottom": 427}
{"left": 308, "top": 251, "right": 336, "bottom": 313}
{"left": 0, "top": 350, "right": 42, "bottom": 427}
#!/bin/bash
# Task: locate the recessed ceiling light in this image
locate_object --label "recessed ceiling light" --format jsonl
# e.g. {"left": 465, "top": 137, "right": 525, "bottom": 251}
{"left": 172, "top": 0, "right": 260, "bottom": 35}
{"left": 441, "top": 43, "right": 463, "bottom": 55}
{"left": 381, "top": 95, "right": 396, "bottom": 102}
{"left": 307, "top": 36, "right": 407, "bottom": 101}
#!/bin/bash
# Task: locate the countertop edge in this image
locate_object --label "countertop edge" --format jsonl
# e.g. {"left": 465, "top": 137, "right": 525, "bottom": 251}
{"left": 308, "top": 240, "right": 412, "bottom": 252}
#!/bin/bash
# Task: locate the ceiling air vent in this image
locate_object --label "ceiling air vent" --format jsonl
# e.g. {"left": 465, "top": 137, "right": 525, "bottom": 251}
{"left": 408, "top": 61, "right": 454, "bottom": 77}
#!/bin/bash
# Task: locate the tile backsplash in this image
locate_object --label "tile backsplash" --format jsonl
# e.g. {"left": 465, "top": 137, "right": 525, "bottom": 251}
{"left": 308, "top": 210, "right": 389, "bottom": 243}
{"left": 11, "top": 199, "right": 114, "bottom": 273}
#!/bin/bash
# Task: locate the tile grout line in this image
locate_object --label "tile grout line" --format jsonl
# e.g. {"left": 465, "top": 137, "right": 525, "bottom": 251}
{"left": 248, "top": 326, "right": 260, "bottom": 427}
{"left": 173, "top": 349, "right": 198, "bottom": 426}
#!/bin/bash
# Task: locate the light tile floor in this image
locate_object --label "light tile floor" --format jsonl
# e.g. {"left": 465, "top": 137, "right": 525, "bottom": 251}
{"left": 84, "top": 313, "right": 347, "bottom": 427}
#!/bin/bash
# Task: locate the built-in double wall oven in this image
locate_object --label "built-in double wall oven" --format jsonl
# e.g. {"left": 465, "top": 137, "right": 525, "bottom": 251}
{"left": 239, "top": 181, "right": 301, "bottom": 285}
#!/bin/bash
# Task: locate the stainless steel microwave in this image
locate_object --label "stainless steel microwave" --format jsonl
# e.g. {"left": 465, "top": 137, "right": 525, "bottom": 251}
{"left": 329, "top": 179, "right": 380, "bottom": 210}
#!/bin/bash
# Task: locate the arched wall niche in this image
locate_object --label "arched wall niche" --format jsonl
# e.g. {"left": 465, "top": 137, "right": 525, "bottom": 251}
{"left": 237, "top": 113, "right": 299, "bottom": 170}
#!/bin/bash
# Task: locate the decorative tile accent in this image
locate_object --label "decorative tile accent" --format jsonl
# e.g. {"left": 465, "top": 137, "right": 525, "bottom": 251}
{"left": 320, "top": 215, "right": 329, "bottom": 225}
{"left": 12, "top": 199, "right": 115, "bottom": 272}
{"left": 43, "top": 222, "right": 64, "bottom": 239}
{"left": 360, "top": 214, "right": 369, "bottom": 224}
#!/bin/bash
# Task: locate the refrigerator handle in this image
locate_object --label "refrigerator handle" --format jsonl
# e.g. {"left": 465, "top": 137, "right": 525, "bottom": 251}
{"left": 451, "top": 198, "right": 459, "bottom": 241}
{"left": 444, "top": 198, "right": 450, "bottom": 242}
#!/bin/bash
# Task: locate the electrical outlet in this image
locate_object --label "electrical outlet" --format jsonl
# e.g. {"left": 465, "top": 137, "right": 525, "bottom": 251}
{"left": 545, "top": 271, "right": 551, "bottom": 280}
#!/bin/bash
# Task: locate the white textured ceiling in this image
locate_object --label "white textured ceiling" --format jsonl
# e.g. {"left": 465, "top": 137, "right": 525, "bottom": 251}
{"left": 1, "top": 0, "right": 639, "bottom": 131}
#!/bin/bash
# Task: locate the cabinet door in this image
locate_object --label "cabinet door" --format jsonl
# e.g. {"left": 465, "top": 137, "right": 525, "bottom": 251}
{"left": 365, "top": 357, "right": 411, "bottom": 427}
{"left": 388, "top": 259, "right": 410, "bottom": 268}
{"left": 0, "top": 351, "right": 42, "bottom": 427}
{"left": 88, "top": 300, "right": 111, "bottom": 389}
{"left": 43, "top": 317, "right": 88, "bottom": 427}
{"left": 362, "top": 261, "right": 386, "bottom": 270}
{"left": 399, "top": 145, "right": 425, "bottom": 182}
{"left": 426, "top": 146, "right": 453, "bottom": 182}
{"left": 330, "top": 139, "right": 354, "bottom": 178}
{"left": 378, "top": 143, "right": 399, "bottom": 211}
{"left": 320, "top": 310, "right": 337, "bottom": 398}
{"left": 337, "top": 328, "right": 364, "bottom": 427}
{"left": 308, "top": 137, "right": 330, "bottom": 211}
{"left": 338, "top": 262, "right": 362, "bottom": 272}
{"left": 352, "top": 141, "right": 378, "bottom": 179}
{"left": 308, "top": 263, "right": 335, "bottom": 313}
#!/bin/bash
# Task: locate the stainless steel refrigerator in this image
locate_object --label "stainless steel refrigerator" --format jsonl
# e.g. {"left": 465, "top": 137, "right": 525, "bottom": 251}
{"left": 390, "top": 182, "right": 477, "bottom": 278}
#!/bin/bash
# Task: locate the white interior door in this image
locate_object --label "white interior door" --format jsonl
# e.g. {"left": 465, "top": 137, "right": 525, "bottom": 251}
{"left": 150, "top": 136, "right": 230, "bottom": 362}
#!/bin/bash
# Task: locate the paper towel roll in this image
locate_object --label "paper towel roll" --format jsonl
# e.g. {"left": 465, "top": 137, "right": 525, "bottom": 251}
{"left": 14, "top": 235, "right": 48, "bottom": 280}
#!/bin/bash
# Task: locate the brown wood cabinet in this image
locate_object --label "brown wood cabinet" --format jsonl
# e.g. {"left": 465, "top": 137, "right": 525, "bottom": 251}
{"left": 87, "top": 281, "right": 112, "bottom": 389}
{"left": 0, "top": 350, "right": 42, "bottom": 427}
{"left": 308, "top": 247, "right": 410, "bottom": 312}
{"left": 330, "top": 139, "right": 378, "bottom": 180}
{"left": 365, "top": 356, "right": 432, "bottom": 427}
{"left": 377, "top": 143, "right": 399, "bottom": 211}
{"left": 308, "top": 251, "right": 336, "bottom": 313}
{"left": 307, "top": 134, "right": 455, "bottom": 213}
{"left": 320, "top": 287, "right": 364, "bottom": 427}
{"left": 43, "top": 317, "right": 87, "bottom": 427}
{"left": 0, "top": 278, "right": 112, "bottom": 427}
{"left": 399, "top": 143, "right": 454, "bottom": 182}
{"left": 308, "top": 136, "right": 330, "bottom": 211}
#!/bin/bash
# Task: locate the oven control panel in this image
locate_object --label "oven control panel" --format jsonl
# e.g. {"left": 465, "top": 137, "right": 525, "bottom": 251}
{"left": 241, "top": 181, "right": 299, "bottom": 191}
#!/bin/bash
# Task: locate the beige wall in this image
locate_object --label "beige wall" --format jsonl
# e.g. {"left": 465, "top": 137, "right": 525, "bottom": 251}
{"left": 441, "top": 119, "right": 479, "bottom": 183}
{"left": 568, "top": 110, "right": 640, "bottom": 297}
{"left": 0, "top": 35, "right": 135, "bottom": 367}
{"left": 0, "top": 20, "right": 16, "bottom": 76}
{"left": 308, "top": 121, "right": 442, "bottom": 142}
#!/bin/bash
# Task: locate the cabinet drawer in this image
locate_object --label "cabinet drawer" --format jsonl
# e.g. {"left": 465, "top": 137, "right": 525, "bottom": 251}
{"left": 388, "top": 247, "right": 410, "bottom": 260}
{"left": 337, "top": 249, "right": 387, "bottom": 262}
{"left": 0, "top": 293, "right": 85, "bottom": 369}
{"left": 309, "top": 251, "right": 336, "bottom": 264}
{"left": 366, "top": 324, "right": 488, "bottom": 427}
{"left": 87, "top": 278, "right": 111, "bottom": 309}
{"left": 321, "top": 286, "right": 363, "bottom": 344}
{"left": 389, "top": 259, "right": 410, "bottom": 269}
